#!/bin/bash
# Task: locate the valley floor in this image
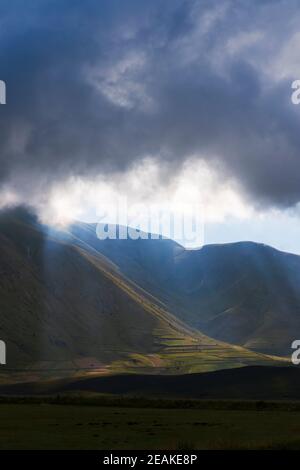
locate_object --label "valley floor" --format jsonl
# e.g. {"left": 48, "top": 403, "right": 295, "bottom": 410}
{"left": 1, "top": 400, "right": 300, "bottom": 450}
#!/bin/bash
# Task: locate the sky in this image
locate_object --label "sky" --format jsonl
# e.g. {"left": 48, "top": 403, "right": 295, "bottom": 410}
{"left": 1, "top": 0, "right": 300, "bottom": 251}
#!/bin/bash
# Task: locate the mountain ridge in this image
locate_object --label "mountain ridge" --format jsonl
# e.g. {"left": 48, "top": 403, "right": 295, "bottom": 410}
{"left": 0, "top": 206, "right": 280, "bottom": 384}
{"left": 66, "top": 217, "right": 300, "bottom": 356}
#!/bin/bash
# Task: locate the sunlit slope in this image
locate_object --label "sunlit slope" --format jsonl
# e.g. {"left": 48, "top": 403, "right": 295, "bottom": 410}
{"left": 0, "top": 207, "right": 284, "bottom": 381}
{"left": 77, "top": 247, "right": 283, "bottom": 375}
{"left": 69, "top": 221, "right": 300, "bottom": 356}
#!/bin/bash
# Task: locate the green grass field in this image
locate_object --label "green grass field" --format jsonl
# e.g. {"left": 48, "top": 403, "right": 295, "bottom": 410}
{"left": 1, "top": 401, "right": 300, "bottom": 449}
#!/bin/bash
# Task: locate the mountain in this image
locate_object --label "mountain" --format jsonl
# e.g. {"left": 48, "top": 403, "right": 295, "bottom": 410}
{"left": 68, "top": 221, "right": 300, "bottom": 356}
{"left": 0, "top": 207, "right": 277, "bottom": 383}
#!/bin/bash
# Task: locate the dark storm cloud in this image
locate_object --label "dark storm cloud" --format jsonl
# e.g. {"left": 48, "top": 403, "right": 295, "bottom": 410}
{"left": 0, "top": 0, "right": 300, "bottom": 207}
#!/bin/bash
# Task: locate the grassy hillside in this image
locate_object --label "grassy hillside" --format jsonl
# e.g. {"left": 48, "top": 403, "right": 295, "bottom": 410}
{"left": 0, "top": 208, "right": 283, "bottom": 383}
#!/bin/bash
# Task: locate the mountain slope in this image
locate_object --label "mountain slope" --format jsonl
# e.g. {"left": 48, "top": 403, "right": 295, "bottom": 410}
{"left": 68, "top": 221, "right": 300, "bottom": 356}
{"left": 0, "top": 207, "right": 279, "bottom": 382}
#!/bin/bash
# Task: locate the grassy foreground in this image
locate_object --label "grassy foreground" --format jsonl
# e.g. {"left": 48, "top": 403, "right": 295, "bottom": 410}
{"left": 0, "top": 399, "right": 300, "bottom": 449}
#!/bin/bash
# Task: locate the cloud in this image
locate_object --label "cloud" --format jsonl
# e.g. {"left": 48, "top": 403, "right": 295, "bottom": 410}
{"left": 28, "top": 158, "right": 253, "bottom": 226}
{"left": 0, "top": 0, "right": 300, "bottom": 213}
